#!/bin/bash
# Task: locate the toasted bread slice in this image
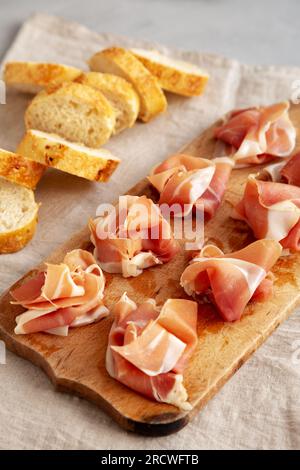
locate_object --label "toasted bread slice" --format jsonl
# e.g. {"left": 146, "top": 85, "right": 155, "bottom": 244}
{"left": 3, "top": 61, "right": 82, "bottom": 94}
{"left": 89, "top": 47, "right": 167, "bottom": 122}
{"left": 76, "top": 72, "right": 140, "bottom": 134}
{"left": 0, "top": 148, "right": 45, "bottom": 189}
{"left": 131, "top": 48, "right": 209, "bottom": 97}
{"left": 25, "top": 82, "right": 116, "bottom": 148}
{"left": 0, "top": 177, "right": 39, "bottom": 254}
{"left": 17, "top": 130, "right": 120, "bottom": 182}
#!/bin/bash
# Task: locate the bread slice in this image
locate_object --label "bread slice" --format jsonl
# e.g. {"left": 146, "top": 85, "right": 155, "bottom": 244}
{"left": 131, "top": 48, "right": 209, "bottom": 97}
{"left": 0, "top": 148, "right": 45, "bottom": 189}
{"left": 89, "top": 47, "right": 167, "bottom": 122}
{"left": 17, "top": 130, "right": 120, "bottom": 182}
{"left": 3, "top": 61, "right": 82, "bottom": 94}
{"left": 0, "top": 177, "right": 39, "bottom": 254}
{"left": 75, "top": 72, "right": 140, "bottom": 134}
{"left": 25, "top": 82, "right": 116, "bottom": 148}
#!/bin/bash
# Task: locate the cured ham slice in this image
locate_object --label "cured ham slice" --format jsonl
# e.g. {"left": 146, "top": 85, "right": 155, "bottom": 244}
{"left": 260, "top": 152, "right": 300, "bottom": 187}
{"left": 281, "top": 152, "right": 300, "bottom": 186}
{"left": 180, "top": 240, "right": 281, "bottom": 322}
{"left": 233, "top": 176, "right": 300, "bottom": 251}
{"left": 90, "top": 195, "right": 179, "bottom": 277}
{"left": 11, "top": 249, "right": 108, "bottom": 335}
{"left": 214, "top": 102, "right": 296, "bottom": 166}
{"left": 106, "top": 293, "right": 198, "bottom": 409}
{"left": 148, "top": 154, "right": 234, "bottom": 219}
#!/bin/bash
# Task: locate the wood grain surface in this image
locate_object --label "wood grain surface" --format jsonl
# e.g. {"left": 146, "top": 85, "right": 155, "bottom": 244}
{"left": 1, "top": 104, "right": 300, "bottom": 436}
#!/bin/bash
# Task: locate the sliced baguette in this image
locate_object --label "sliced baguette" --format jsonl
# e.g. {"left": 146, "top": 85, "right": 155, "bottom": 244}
{"left": 0, "top": 177, "right": 39, "bottom": 254}
{"left": 0, "top": 148, "right": 45, "bottom": 189}
{"left": 89, "top": 47, "right": 167, "bottom": 122}
{"left": 17, "top": 130, "right": 120, "bottom": 182}
{"left": 25, "top": 82, "right": 116, "bottom": 148}
{"left": 75, "top": 72, "right": 140, "bottom": 134}
{"left": 4, "top": 61, "right": 82, "bottom": 94}
{"left": 131, "top": 48, "right": 209, "bottom": 97}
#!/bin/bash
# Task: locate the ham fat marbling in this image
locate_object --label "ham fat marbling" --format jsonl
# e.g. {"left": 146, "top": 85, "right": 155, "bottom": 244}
{"left": 180, "top": 240, "right": 282, "bottom": 321}
{"left": 11, "top": 249, "right": 108, "bottom": 335}
{"left": 106, "top": 293, "right": 198, "bottom": 410}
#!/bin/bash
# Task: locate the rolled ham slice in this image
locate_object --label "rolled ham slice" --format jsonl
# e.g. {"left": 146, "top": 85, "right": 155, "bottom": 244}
{"left": 11, "top": 249, "right": 108, "bottom": 335}
{"left": 260, "top": 152, "right": 300, "bottom": 187}
{"left": 90, "top": 195, "right": 179, "bottom": 277}
{"left": 233, "top": 176, "right": 300, "bottom": 251}
{"left": 106, "top": 293, "right": 198, "bottom": 410}
{"left": 281, "top": 152, "right": 300, "bottom": 186}
{"left": 148, "top": 154, "right": 234, "bottom": 219}
{"left": 180, "top": 240, "right": 282, "bottom": 322}
{"left": 214, "top": 102, "right": 296, "bottom": 166}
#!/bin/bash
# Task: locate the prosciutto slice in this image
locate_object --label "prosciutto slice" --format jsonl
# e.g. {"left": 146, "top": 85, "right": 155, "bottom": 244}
{"left": 180, "top": 240, "right": 281, "bottom": 321}
{"left": 281, "top": 152, "right": 300, "bottom": 186}
{"left": 214, "top": 102, "right": 296, "bottom": 166}
{"left": 90, "top": 195, "right": 179, "bottom": 277}
{"left": 106, "top": 293, "right": 198, "bottom": 410}
{"left": 148, "top": 154, "right": 234, "bottom": 219}
{"left": 233, "top": 176, "right": 300, "bottom": 251}
{"left": 260, "top": 151, "right": 300, "bottom": 187}
{"left": 11, "top": 249, "right": 108, "bottom": 335}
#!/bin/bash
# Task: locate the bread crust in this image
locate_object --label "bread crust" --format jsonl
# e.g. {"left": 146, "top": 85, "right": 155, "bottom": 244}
{"left": 75, "top": 72, "right": 140, "bottom": 133}
{"left": 132, "top": 49, "right": 209, "bottom": 97}
{"left": 17, "top": 130, "right": 120, "bottom": 182}
{"left": 89, "top": 47, "right": 167, "bottom": 122}
{"left": 0, "top": 148, "right": 45, "bottom": 189}
{"left": 4, "top": 62, "right": 82, "bottom": 94}
{"left": 0, "top": 208, "right": 38, "bottom": 254}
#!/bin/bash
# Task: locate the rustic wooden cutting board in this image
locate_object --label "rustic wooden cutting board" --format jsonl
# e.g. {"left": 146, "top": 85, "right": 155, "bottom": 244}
{"left": 1, "top": 104, "right": 300, "bottom": 437}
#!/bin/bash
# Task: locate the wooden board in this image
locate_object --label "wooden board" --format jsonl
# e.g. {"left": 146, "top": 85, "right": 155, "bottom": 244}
{"left": 1, "top": 104, "right": 300, "bottom": 437}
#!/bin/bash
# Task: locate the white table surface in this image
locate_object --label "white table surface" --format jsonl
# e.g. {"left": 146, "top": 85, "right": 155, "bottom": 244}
{"left": 0, "top": 0, "right": 299, "bottom": 67}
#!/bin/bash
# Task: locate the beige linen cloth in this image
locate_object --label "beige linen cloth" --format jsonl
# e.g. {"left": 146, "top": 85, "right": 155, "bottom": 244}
{"left": 0, "top": 13, "right": 300, "bottom": 450}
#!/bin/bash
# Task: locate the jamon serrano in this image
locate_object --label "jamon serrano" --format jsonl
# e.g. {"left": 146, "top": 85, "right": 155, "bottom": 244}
{"left": 214, "top": 102, "right": 296, "bottom": 166}
{"left": 180, "top": 240, "right": 281, "bottom": 322}
{"left": 11, "top": 249, "right": 108, "bottom": 335}
{"left": 90, "top": 195, "right": 179, "bottom": 277}
{"left": 106, "top": 293, "right": 198, "bottom": 409}
{"left": 148, "top": 154, "right": 233, "bottom": 219}
{"left": 233, "top": 176, "right": 300, "bottom": 251}
{"left": 260, "top": 151, "right": 300, "bottom": 187}
{"left": 281, "top": 151, "right": 300, "bottom": 186}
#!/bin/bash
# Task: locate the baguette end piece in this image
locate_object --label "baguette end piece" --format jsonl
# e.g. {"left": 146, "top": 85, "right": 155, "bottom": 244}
{"left": 0, "top": 178, "right": 39, "bottom": 254}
